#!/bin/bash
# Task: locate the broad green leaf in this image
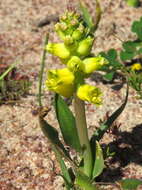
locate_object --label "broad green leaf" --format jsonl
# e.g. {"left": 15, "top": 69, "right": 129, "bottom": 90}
{"left": 123, "top": 41, "right": 137, "bottom": 52}
{"left": 79, "top": 1, "right": 94, "bottom": 32}
{"left": 137, "top": 47, "right": 142, "bottom": 54}
{"left": 107, "top": 49, "right": 117, "bottom": 61}
{"left": 75, "top": 171, "right": 98, "bottom": 190}
{"left": 120, "top": 51, "right": 135, "bottom": 61}
{"left": 92, "top": 141, "right": 105, "bottom": 179}
{"left": 39, "top": 116, "right": 70, "bottom": 158}
{"left": 131, "top": 17, "right": 142, "bottom": 40}
{"left": 92, "top": 84, "right": 129, "bottom": 141}
{"left": 100, "top": 49, "right": 121, "bottom": 70}
{"left": 118, "top": 178, "right": 142, "bottom": 190}
{"left": 54, "top": 94, "right": 81, "bottom": 152}
{"left": 103, "top": 72, "right": 115, "bottom": 81}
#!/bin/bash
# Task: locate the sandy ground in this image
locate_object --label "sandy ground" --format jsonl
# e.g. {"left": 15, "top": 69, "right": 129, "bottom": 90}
{"left": 0, "top": 0, "right": 142, "bottom": 189}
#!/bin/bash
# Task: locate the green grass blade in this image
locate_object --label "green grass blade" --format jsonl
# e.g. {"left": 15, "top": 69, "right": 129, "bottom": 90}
{"left": 79, "top": 1, "right": 94, "bottom": 32}
{"left": 0, "top": 61, "right": 19, "bottom": 81}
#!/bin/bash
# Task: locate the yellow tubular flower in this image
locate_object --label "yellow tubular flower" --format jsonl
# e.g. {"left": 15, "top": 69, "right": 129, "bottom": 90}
{"left": 82, "top": 56, "right": 109, "bottom": 74}
{"left": 46, "top": 43, "right": 70, "bottom": 59}
{"left": 46, "top": 68, "right": 75, "bottom": 97}
{"left": 77, "top": 84, "right": 102, "bottom": 105}
{"left": 131, "top": 63, "right": 142, "bottom": 71}
{"left": 67, "top": 56, "right": 83, "bottom": 72}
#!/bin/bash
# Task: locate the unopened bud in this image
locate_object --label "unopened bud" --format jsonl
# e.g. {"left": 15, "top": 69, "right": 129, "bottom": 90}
{"left": 77, "top": 36, "right": 94, "bottom": 56}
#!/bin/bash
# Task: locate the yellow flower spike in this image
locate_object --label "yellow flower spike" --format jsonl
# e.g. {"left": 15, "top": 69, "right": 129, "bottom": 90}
{"left": 77, "top": 36, "right": 94, "bottom": 56}
{"left": 67, "top": 56, "right": 83, "bottom": 72}
{"left": 77, "top": 84, "right": 102, "bottom": 105}
{"left": 46, "top": 68, "right": 75, "bottom": 97}
{"left": 82, "top": 56, "right": 109, "bottom": 74}
{"left": 131, "top": 63, "right": 142, "bottom": 71}
{"left": 46, "top": 43, "right": 70, "bottom": 59}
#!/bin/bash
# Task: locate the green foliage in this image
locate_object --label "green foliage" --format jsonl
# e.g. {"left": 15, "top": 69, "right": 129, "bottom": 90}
{"left": 75, "top": 171, "right": 98, "bottom": 190}
{"left": 100, "top": 49, "right": 122, "bottom": 80}
{"left": 79, "top": 1, "right": 95, "bottom": 34}
{"left": 125, "top": 0, "right": 140, "bottom": 7}
{"left": 132, "top": 17, "right": 142, "bottom": 40}
{"left": 126, "top": 69, "right": 142, "bottom": 98}
{"left": 54, "top": 94, "right": 81, "bottom": 152}
{"left": 0, "top": 62, "right": 31, "bottom": 104}
{"left": 79, "top": 0, "right": 101, "bottom": 34}
{"left": 92, "top": 141, "right": 105, "bottom": 179}
{"left": 91, "top": 84, "right": 128, "bottom": 141}
{"left": 118, "top": 178, "right": 142, "bottom": 190}
{"left": 100, "top": 17, "right": 142, "bottom": 101}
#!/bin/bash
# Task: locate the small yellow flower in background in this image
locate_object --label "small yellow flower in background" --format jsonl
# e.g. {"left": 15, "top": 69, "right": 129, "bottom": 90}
{"left": 46, "top": 68, "right": 75, "bottom": 97}
{"left": 77, "top": 36, "right": 94, "bottom": 56}
{"left": 82, "top": 56, "right": 109, "bottom": 74}
{"left": 131, "top": 63, "right": 142, "bottom": 71}
{"left": 46, "top": 43, "right": 70, "bottom": 59}
{"left": 77, "top": 84, "right": 102, "bottom": 105}
{"left": 67, "top": 56, "right": 83, "bottom": 72}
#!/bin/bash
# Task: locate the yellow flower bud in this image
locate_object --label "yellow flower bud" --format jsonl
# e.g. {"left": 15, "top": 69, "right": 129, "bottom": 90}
{"left": 46, "top": 68, "right": 75, "bottom": 97}
{"left": 77, "top": 36, "right": 94, "bottom": 56}
{"left": 131, "top": 63, "right": 142, "bottom": 71}
{"left": 77, "top": 84, "right": 102, "bottom": 105}
{"left": 64, "top": 35, "right": 74, "bottom": 45}
{"left": 72, "top": 30, "right": 83, "bottom": 41}
{"left": 67, "top": 56, "right": 83, "bottom": 72}
{"left": 82, "top": 56, "right": 109, "bottom": 74}
{"left": 46, "top": 43, "right": 70, "bottom": 59}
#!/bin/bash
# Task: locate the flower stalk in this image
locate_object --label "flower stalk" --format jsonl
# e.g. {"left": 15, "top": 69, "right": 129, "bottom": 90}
{"left": 74, "top": 95, "right": 93, "bottom": 178}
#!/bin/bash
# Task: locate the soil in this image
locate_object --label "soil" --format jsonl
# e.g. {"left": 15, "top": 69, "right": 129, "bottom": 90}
{"left": 0, "top": 0, "right": 142, "bottom": 190}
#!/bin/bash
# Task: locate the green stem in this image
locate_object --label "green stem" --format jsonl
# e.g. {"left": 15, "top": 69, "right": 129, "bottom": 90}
{"left": 38, "top": 34, "right": 49, "bottom": 107}
{"left": 74, "top": 95, "right": 93, "bottom": 178}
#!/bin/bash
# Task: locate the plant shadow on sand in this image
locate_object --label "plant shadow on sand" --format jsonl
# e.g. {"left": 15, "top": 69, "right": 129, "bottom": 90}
{"left": 96, "top": 124, "right": 142, "bottom": 182}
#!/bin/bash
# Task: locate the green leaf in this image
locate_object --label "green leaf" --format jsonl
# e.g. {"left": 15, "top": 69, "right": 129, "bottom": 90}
{"left": 107, "top": 49, "right": 117, "bottom": 61}
{"left": 79, "top": 1, "right": 94, "bottom": 33}
{"left": 54, "top": 94, "right": 81, "bottom": 152}
{"left": 92, "top": 141, "right": 105, "bottom": 179}
{"left": 103, "top": 72, "right": 115, "bottom": 81}
{"left": 39, "top": 116, "right": 69, "bottom": 158}
{"left": 137, "top": 47, "right": 142, "bottom": 54}
{"left": 92, "top": 84, "right": 129, "bottom": 141}
{"left": 118, "top": 178, "right": 142, "bottom": 190}
{"left": 54, "top": 148, "right": 73, "bottom": 190}
{"left": 75, "top": 171, "right": 98, "bottom": 190}
{"left": 100, "top": 49, "right": 121, "bottom": 69}
{"left": 131, "top": 17, "right": 142, "bottom": 40}
{"left": 120, "top": 51, "right": 135, "bottom": 61}
{"left": 39, "top": 116, "right": 73, "bottom": 190}
{"left": 123, "top": 41, "right": 137, "bottom": 52}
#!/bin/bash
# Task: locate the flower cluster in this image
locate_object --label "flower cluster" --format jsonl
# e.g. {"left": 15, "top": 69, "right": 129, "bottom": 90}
{"left": 46, "top": 11, "right": 108, "bottom": 105}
